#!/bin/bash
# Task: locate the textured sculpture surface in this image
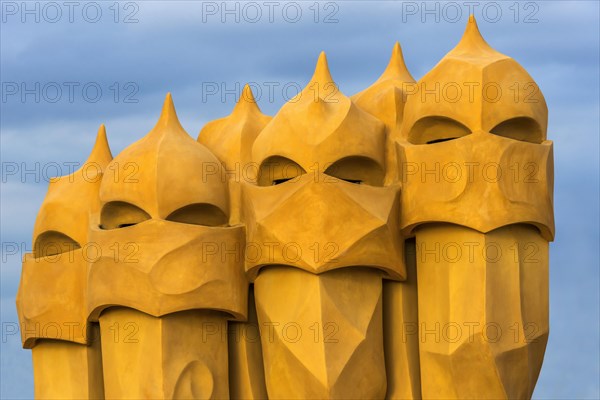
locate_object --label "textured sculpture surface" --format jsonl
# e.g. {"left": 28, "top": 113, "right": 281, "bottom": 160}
{"left": 17, "top": 15, "right": 553, "bottom": 399}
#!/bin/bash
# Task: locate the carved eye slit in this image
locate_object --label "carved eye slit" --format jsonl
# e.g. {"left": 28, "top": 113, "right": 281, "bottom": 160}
{"left": 166, "top": 203, "right": 228, "bottom": 226}
{"left": 101, "top": 201, "right": 151, "bottom": 230}
{"left": 325, "top": 156, "right": 384, "bottom": 186}
{"left": 33, "top": 231, "right": 81, "bottom": 257}
{"left": 272, "top": 178, "right": 292, "bottom": 185}
{"left": 426, "top": 137, "right": 458, "bottom": 144}
{"left": 490, "top": 117, "right": 543, "bottom": 143}
{"left": 408, "top": 116, "right": 471, "bottom": 145}
{"left": 257, "top": 156, "right": 306, "bottom": 187}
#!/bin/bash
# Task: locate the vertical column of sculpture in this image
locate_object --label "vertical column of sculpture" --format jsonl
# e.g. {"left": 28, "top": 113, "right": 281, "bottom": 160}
{"left": 16, "top": 126, "right": 111, "bottom": 399}
{"left": 352, "top": 43, "right": 421, "bottom": 399}
{"left": 242, "top": 53, "right": 406, "bottom": 399}
{"left": 198, "top": 85, "right": 271, "bottom": 399}
{"left": 86, "top": 94, "right": 248, "bottom": 399}
{"left": 395, "top": 16, "right": 553, "bottom": 399}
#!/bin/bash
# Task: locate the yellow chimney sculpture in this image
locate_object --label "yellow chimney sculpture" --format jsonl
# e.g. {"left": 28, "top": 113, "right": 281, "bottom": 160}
{"left": 17, "top": 16, "right": 553, "bottom": 399}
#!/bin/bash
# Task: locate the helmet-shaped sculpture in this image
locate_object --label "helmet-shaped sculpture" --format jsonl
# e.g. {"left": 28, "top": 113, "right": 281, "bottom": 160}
{"left": 353, "top": 42, "right": 423, "bottom": 398}
{"left": 398, "top": 15, "right": 553, "bottom": 237}
{"left": 16, "top": 126, "right": 112, "bottom": 398}
{"left": 396, "top": 15, "right": 553, "bottom": 399}
{"left": 242, "top": 52, "right": 405, "bottom": 399}
{"left": 88, "top": 94, "right": 247, "bottom": 399}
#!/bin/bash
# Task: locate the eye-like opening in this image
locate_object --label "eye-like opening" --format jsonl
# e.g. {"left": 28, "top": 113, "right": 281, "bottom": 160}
{"left": 272, "top": 178, "right": 293, "bottom": 185}
{"left": 34, "top": 231, "right": 81, "bottom": 258}
{"left": 166, "top": 203, "right": 228, "bottom": 226}
{"left": 426, "top": 137, "right": 458, "bottom": 144}
{"left": 101, "top": 201, "right": 151, "bottom": 230}
{"left": 490, "top": 117, "right": 543, "bottom": 143}
{"left": 408, "top": 116, "right": 471, "bottom": 145}
{"left": 324, "top": 156, "right": 384, "bottom": 186}
{"left": 257, "top": 156, "right": 306, "bottom": 187}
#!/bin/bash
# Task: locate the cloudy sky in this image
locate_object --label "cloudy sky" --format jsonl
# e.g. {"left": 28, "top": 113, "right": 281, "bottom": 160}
{"left": 1, "top": 1, "right": 598, "bottom": 398}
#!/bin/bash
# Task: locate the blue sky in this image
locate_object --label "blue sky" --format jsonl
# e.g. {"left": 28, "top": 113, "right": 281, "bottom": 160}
{"left": 1, "top": 1, "right": 599, "bottom": 398}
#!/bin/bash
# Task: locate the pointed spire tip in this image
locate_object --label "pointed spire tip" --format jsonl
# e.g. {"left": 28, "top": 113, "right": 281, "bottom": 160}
{"left": 232, "top": 83, "right": 263, "bottom": 115}
{"left": 446, "top": 12, "right": 499, "bottom": 57}
{"left": 311, "top": 50, "right": 334, "bottom": 84}
{"left": 162, "top": 92, "right": 175, "bottom": 112}
{"left": 97, "top": 123, "right": 107, "bottom": 137}
{"left": 375, "top": 41, "right": 414, "bottom": 83}
{"left": 88, "top": 123, "right": 112, "bottom": 165}
{"left": 390, "top": 41, "right": 404, "bottom": 62}
{"left": 158, "top": 92, "right": 179, "bottom": 123}
{"left": 148, "top": 91, "right": 188, "bottom": 137}
{"left": 241, "top": 84, "right": 257, "bottom": 103}
{"left": 464, "top": 13, "right": 481, "bottom": 36}
{"left": 96, "top": 123, "right": 107, "bottom": 141}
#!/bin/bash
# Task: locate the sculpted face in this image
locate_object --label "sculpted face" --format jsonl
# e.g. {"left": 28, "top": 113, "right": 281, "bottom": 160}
{"left": 394, "top": 16, "right": 552, "bottom": 399}
{"left": 88, "top": 95, "right": 248, "bottom": 399}
{"left": 243, "top": 52, "right": 405, "bottom": 280}
{"left": 17, "top": 126, "right": 112, "bottom": 348}
{"left": 396, "top": 16, "right": 554, "bottom": 241}
{"left": 239, "top": 52, "right": 408, "bottom": 399}
{"left": 88, "top": 94, "right": 247, "bottom": 321}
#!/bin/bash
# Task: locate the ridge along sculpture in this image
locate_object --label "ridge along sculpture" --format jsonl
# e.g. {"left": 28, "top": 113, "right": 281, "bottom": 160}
{"left": 17, "top": 16, "right": 553, "bottom": 400}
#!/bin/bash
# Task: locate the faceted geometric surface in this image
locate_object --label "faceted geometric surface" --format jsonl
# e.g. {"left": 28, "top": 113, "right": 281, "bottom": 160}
{"left": 254, "top": 267, "right": 386, "bottom": 399}
{"left": 415, "top": 224, "right": 548, "bottom": 399}
{"left": 99, "top": 309, "right": 229, "bottom": 399}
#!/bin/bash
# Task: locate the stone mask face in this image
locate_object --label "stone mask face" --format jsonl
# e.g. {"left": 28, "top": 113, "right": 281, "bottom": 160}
{"left": 238, "top": 53, "right": 407, "bottom": 399}
{"left": 241, "top": 53, "right": 405, "bottom": 281}
{"left": 88, "top": 219, "right": 247, "bottom": 320}
{"left": 242, "top": 172, "right": 403, "bottom": 280}
{"left": 17, "top": 126, "right": 112, "bottom": 348}
{"left": 397, "top": 132, "right": 553, "bottom": 239}
{"left": 87, "top": 95, "right": 247, "bottom": 322}
{"left": 396, "top": 17, "right": 554, "bottom": 241}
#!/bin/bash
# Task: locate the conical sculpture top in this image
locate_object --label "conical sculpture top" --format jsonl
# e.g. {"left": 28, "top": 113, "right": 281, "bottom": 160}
{"left": 18, "top": 124, "right": 113, "bottom": 347}
{"left": 401, "top": 15, "right": 548, "bottom": 144}
{"left": 252, "top": 52, "right": 387, "bottom": 185}
{"left": 32, "top": 125, "right": 112, "bottom": 256}
{"left": 198, "top": 84, "right": 272, "bottom": 177}
{"left": 353, "top": 42, "right": 416, "bottom": 133}
{"left": 245, "top": 51, "right": 404, "bottom": 279}
{"left": 398, "top": 15, "right": 554, "bottom": 239}
{"left": 100, "top": 93, "right": 229, "bottom": 223}
{"left": 16, "top": 125, "right": 112, "bottom": 399}
{"left": 352, "top": 42, "right": 417, "bottom": 185}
